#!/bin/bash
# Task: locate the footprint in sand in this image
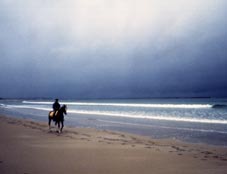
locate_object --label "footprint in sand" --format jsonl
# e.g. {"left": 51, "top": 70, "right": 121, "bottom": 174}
{"left": 80, "top": 138, "right": 90, "bottom": 141}
{"left": 201, "top": 158, "right": 207, "bottom": 161}
{"left": 220, "top": 158, "right": 227, "bottom": 161}
{"left": 145, "top": 146, "right": 152, "bottom": 149}
{"left": 203, "top": 151, "right": 213, "bottom": 155}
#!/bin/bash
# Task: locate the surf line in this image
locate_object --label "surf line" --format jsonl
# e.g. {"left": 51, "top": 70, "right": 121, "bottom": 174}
{"left": 22, "top": 101, "right": 212, "bottom": 109}
{"left": 3, "top": 104, "right": 226, "bottom": 124}
{"left": 68, "top": 110, "right": 227, "bottom": 125}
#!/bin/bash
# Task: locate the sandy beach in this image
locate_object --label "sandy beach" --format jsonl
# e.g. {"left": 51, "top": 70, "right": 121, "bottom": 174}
{"left": 0, "top": 115, "right": 227, "bottom": 174}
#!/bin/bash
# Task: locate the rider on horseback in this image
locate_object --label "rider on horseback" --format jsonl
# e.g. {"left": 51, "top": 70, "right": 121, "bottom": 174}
{"left": 48, "top": 99, "right": 61, "bottom": 130}
{"left": 49, "top": 99, "right": 67, "bottom": 133}
{"left": 53, "top": 99, "right": 60, "bottom": 123}
{"left": 53, "top": 99, "right": 60, "bottom": 114}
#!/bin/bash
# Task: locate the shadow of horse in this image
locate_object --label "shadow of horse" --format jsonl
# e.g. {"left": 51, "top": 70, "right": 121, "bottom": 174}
{"left": 48, "top": 105, "right": 67, "bottom": 133}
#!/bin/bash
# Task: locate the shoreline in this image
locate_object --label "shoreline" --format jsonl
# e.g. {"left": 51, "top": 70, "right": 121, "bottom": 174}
{"left": 1, "top": 114, "right": 227, "bottom": 173}
{"left": 1, "top": 98, "right": 227, "bottom": 146}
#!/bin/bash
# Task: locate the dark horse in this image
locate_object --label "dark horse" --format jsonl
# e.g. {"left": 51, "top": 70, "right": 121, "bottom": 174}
{"left": 48, "top": 105, "right": 67, "bottom": 133}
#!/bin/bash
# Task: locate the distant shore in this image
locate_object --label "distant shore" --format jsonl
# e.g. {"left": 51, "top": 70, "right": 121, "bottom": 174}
{"left": 0, "top": 114, "right": 227, "bottom": 174}
{"left": 1, "top": 96, "right": 226, "bottom": 101}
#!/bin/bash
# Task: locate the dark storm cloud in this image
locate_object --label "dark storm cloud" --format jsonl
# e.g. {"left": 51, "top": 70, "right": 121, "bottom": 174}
{"left": 0, "top": 0, "right": 227, "bottom": 98}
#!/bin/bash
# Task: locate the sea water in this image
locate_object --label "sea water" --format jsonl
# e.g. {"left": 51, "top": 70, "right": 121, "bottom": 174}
{"left": 1, "top": 98, "right": 227, "bottom": 146}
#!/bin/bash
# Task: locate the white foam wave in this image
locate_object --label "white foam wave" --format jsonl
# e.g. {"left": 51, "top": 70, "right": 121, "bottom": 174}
{"left": 23, "top": 101, "right": 52, "bottom": 105}
{"left": 2, "top": 104, "right": 50, "bottom": 111}
{"left": 22, "top": 101, "right": 212, "bottom": 109}
{"left": 67, "top": 110, "right": 227, "bottom": 124}
{"left": 3, "top": 104, "right": 226, "bottom": 124}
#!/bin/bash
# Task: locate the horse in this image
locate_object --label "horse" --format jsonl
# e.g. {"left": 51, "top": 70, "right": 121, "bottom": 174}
{"left": 55, "top": 104, "right": 67, "bottom": 133}
{"left": 48, "top": 105, "right": 67, "bottom": 133}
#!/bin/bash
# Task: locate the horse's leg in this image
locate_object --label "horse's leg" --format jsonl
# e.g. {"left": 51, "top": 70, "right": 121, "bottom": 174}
{"left": 55, "top": 117, "right": 57, "bottom": 125}
{"left": 48, "top": 117, "right": 51, "bottom": 130}
{"left": 57, "top": 120, "right": 61, "bottom": 133}
{"left": 60, "top": 121, "right": 64, "bottom": 132}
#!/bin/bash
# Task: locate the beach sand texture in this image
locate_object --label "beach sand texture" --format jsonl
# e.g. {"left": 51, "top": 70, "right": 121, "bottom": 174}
{"left": 0, "top": 115, "right": 227, "bottom": 174}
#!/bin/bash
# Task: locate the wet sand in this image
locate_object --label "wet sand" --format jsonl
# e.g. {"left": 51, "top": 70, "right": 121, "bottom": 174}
{"left": 0, "top": 115, "right": 227, "bottom": 174}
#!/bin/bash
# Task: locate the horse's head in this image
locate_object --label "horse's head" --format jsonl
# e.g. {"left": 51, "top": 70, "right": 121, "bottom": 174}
{"left": 62, "top": 104, "right": 67, "bottom": 112}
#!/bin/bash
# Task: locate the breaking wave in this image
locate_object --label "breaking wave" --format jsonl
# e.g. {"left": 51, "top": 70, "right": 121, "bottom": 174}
{"left": 22, "top": 101, "right": 212, "bottom": 109}
{"left": 68, "top": 110, "right": 227, "bottom": 124}
{"left": 1, "top": 100, "right": 227, "bottom": 125}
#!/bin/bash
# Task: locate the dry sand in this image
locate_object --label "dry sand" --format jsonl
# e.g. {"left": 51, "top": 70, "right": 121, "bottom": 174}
{"left": 0, "top": 115, "right": 227, "bottom": 174}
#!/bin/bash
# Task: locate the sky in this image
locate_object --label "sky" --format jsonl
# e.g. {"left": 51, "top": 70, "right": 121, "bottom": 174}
{"left": 0, "top": 0, "right": 227, "bottom": 99}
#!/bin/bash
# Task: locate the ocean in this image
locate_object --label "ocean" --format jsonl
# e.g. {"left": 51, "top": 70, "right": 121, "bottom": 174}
{"left": 1, "top": 98, "right": 227, "bottom": 146}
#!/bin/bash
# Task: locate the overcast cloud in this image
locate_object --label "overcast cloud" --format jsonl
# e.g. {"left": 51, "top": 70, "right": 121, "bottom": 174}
{"left": 0, "top": 0, "right": 227, "bottom": 99}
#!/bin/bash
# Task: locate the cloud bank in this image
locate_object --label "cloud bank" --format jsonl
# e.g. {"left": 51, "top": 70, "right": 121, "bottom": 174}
{"left": 0, "top": 0, "right": 226, "bottom": 98}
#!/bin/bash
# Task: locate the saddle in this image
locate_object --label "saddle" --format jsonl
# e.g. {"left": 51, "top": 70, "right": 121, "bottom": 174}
{"left": 49, "top": 111, "right": 58, "bottom": 117}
